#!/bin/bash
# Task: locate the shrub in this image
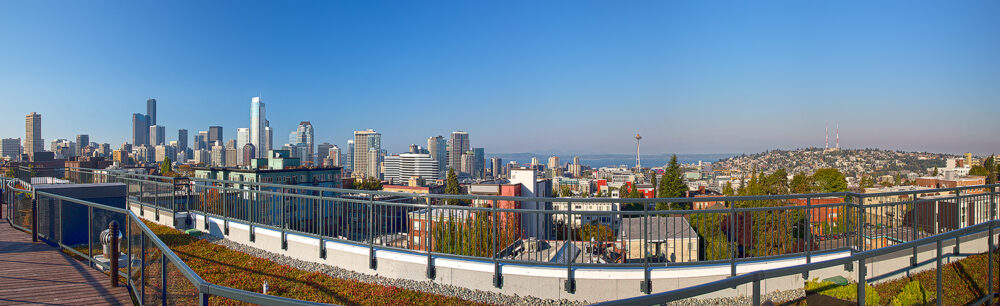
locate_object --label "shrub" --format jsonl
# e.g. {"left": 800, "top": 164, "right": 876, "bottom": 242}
{"left": 806, "top": 279, "right": 881, "bottom": 305}
{"left": 891, "top": 281, "right": 928, "bottom": 306}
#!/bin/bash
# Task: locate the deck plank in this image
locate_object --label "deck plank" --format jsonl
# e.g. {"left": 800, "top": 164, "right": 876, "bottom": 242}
{"left": 0, "top": 206, "right": 133, "bottom": 306}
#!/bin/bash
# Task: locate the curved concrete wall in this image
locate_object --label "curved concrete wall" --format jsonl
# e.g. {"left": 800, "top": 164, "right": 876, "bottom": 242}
{"left": 130, "top": 203, "right": 995, "bottom": 303}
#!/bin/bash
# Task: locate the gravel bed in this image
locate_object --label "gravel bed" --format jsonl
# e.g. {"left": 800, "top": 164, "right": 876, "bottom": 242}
{"left": 199, "top": 235, "right": 805, "bottom": 306}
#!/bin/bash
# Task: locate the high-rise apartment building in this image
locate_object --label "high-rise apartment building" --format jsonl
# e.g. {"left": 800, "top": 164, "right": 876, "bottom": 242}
{"left": 178, "top": 129, "right": 188, "bottom": 151}
{"left": 352, "top": 129, "right": 381, "bottom": 178}
{"left": 490, "top": 157, "right": 502, "bottom": 179}
{"left": 548, "top": 156, "right": 560, "bottom": 169}
{"left": 25, "top": 112, "right": 42, "bottom": 160}
{"left": 1, "top": 138, "right": 21, "bottom": 160}
{"left": 149, "top": 125, "right": 166, "bottom": 146}
{"left": 75, "top": 134, "right": 89, "bottom": 156}
{"left": 448, "top": 131, "right": 469, "bottom": 174}
{"left": 427, "top": 136, "right": 447, "bottom": 179}
{"left": 147, "top": 98, "right": 157, "bottom": 126}
{"left": 473, "top": 148, "right": 485, "bottom": 178}
{"left": 196, "top": 131, "right": 208, "bottom": 150}
{"left": 461, "top": 152, "right": 475, "bottom": 176}
{"left": 384, "top": 153, "right": 441, "bottom": 184}
{"left": 236, "top": 128, "right": 250, "bottom": 164}
{"left": 346, "top": 140, "right": 354, "bottom": 171}
{"left": 132, "top": 113, "right": 149, "bottom": 146}
{"left": 327, "top": 145, "right": 341, "bottom": 167}
{"left": 208, "top": 126, "right": 223, "bottom": 145}
{"left": 366, "top": 147, "right": 382, "bottom": 179}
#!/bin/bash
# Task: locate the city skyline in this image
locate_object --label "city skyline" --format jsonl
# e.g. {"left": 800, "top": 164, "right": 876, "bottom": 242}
{"left": 1, "top": 1, "right": 999, "bottom": 155}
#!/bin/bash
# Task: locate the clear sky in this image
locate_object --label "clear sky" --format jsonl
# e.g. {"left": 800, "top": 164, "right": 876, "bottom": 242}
{"left": 1, "top": 1, "right": 998, "bottom": 155}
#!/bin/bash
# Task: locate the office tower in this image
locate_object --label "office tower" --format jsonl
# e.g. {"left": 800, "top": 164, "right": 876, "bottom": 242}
{"left": 427, "top": 136, "right": 447, "bottom": 179}
{"left": 1, "top": 138, "right": 21, "bottom": 160}
{"left": 25, "top": 112, "right": 42, "bottom": 160}
{"left": 149, "top": 125, "right": 166, "bottom": 146}
{"left": 448, "top": 131, "right": 469, "bottom": 174}
{"left": 242, "top": 144, "right": 256, "bottom": 166}
{"left": 147, "top": 98, "right": 157, "bottom": 126}
{"left": 346, "top": 140, "right": 354, "bottom": 171}
{"left": 131, "top": 113, "right": 149, "bottom": 146}
{"left": 208, "top": 126, "right": 223, "bottom": 144}
{"left": 473, "top": 148, "right": 485, "bottom": 178}
{"left": 383, "top": 155, "right": 401, "bottom": 184}
{"left": 196, "top": 131, "right": 208, "bottom": 150}
{"left": 548, "top": 156, "right": 560, "bottom": 169}
{"left": 250, "top": 97, "right": 266, "bottom": 158}
{"left": 236, "top": 128, "right": 250, "bottom": 164}
{"left": 461, "top": 152, "right": 474, "bottom": 175}
{"left": 225, "top": 148, "right": 238, "bottom": 167}
{"left": 353, "top": 129, "right": 381, "bottom": 178}
{"left": 225, "top": 139, "right": 236, "bottom": 150}
{"left": 328, "top": 145, "right": 341, "bottom": 167}
{"left": 178, "top": 129, "right": 188, "bottom": 151}
{"left": 490, "top": 157, "right": 502, "bottom": 179}
{"left": 400, "top": 153, "right": 438, "bottom": 183}
{"left": 288, "top": 121, "right": 314, "bottom": 164}
{"left": 317, "top": 142, "right": 332, "bottom": 164}
{"left": 75, "top": 134, "right": 89, "bottom": 156}
{"left": 408, "top": 144, "right": 419, "bottom": 154}
{"left": 98, "top": 143, "right": 111, "bottom": 157}
{"left": 573, "top": 156, "right": 580, "bottom": 165}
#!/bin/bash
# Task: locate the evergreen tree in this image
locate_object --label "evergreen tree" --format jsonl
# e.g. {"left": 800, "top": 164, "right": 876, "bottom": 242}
{"left": 813, "top": 168, "right": 848, "bottom": 193}
{"left": 656, "top": 155, "right": 688, "bottom": 210}
{"left": 650, "top": 173, "right": 658, "bottom": 198}
{"left": 969, "top": 165, "right": 989, "bottom": 177}
{"left": 445, "top": 168, "right": 463, "bottom": 205}
{"left": 984, "top": 155, "right": 997, "bottom": 184}
{"left": 160, "top": 157, "right": 172, "bottom": 175}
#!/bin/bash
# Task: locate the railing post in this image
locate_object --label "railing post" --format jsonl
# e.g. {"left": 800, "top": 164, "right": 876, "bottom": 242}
{"left": 139, "top": 180, "right": 145, "bottom": 217}
{"left": 127, "top": 216, "right": 132, "bottom": 289}
{"left": 989, "top": 186, "right": 996, "bottom": 301}
{"left": 911, "top": 193, "right": 918, "bottom": 266}
{"left": 729, "top": 200, "right": 736, "bottom": 278}
{"left": 425, "top": 197, "right": 434, "bottom": 279}
{"left": 858, "top": 255, "right": 866, "bottom": 306}
{"left": 154, "top": 182, "right": 160, "bottom": 221}
{"left": 281, "top": 189, "right": 287, "bottom": 250}
{"left": 752, "top": 274, "right": 760, "bottom": 306}
{"left": 857, "top": 194, "right": 865, "bottom": 253}
{"left": 641, "top": 200, "right": 651, "bottom": 294}
{"left": 31, "top": 192, "right": 38, "bottom": 242}
{"left": 805, "top": 197, "right": 812, "bottom": 279}
{"left": 936, "top": 239, "right": 943, "bottom": 306}
{"left": 110, "top": 220, "right": 120, "bottom": 287}
{"left": 492, "top": 199, "right": 502, "bottom": 288}
{"left": 564, "top": 200, "right": 575, "bottom": 294}
{"left": 161, "top": 252, "right": 168, "bottom": 306}
{"left": 88, "top": 205, "right": 94, "bottom": 267}
{"left": 199, "top": 292, "right": 210, "bottom": 306}
{"left": 368, "top": 194, "right": 377, "bottom": 270}
{"left": 953, "top": 189, "right": 961, "bottom": 254}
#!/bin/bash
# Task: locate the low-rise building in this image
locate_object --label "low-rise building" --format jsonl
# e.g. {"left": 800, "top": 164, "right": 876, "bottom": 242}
{"left": 620, "top": 217, "right": 699, "bottom": 263}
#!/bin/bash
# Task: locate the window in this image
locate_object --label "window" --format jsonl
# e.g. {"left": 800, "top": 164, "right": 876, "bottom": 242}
{"left": 413, "top": 237, "right": 420, "bottom": 246}
{"left": 413, "top": 221, "right": 420, "bottom": 230}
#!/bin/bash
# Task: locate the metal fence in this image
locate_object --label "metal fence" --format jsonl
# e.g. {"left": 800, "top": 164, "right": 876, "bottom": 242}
{"left": 1, "top": 175, "right": 327, "bottom": 306}
{"left": 51, "top": 167, "right": 1000, "bottom": 296}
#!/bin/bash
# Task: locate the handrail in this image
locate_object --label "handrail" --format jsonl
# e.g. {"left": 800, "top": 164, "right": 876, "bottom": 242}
{"left": 1, "top": 176, "right": 330, "bottom": 305}
{"left": 596, "top": 220, "right": 999, "bottom": 305}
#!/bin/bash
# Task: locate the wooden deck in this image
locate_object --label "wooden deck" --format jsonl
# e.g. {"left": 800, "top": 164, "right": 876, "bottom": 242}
{"left": 0, "top": 207, "right": 134, "bottom": 305}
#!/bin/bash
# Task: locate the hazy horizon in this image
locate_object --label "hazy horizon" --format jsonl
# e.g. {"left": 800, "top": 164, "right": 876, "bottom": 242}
{"left": 2, "top": 1, "right": 998, "bottom": 155}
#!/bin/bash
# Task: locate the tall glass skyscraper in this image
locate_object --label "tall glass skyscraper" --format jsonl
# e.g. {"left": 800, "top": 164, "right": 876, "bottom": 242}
{"left": 131, "top": 113, "right": 148, "bottom": 146}
{"left": 249, "top": 97, "right": 266, "bottom": 158}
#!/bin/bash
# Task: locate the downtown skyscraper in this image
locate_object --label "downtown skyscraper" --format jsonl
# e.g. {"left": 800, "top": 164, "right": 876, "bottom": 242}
{"left": 250, "top": 97, "right": 267, "bottom": 158}
{"left": 448, "top": 131, "right": 469, "bottom": 174}
{"left": 25, "top": 112, "right": 42, "bottom": 159}
{"left": 352, "top": 129, "right": 381, "bottom": 178}
{"left": 289, "top": 121, "right": 314, "bottom": 164}
{"left": 132, "top": 113, "right": 149, "bottom": 146}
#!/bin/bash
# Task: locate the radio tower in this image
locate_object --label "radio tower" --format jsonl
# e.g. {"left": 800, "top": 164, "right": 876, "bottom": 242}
{"left": 825, "top": 124, "right": 829, "bottom": 150}
{"left": 836, "top": 123, "right": 840, "bottom": 150}
{"left": 635, "top": 134, "right": 642, "bottom": 170}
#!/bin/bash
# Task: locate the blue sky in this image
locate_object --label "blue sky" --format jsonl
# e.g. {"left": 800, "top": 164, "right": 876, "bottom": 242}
{"left": 1, "top": 1, "right": 998, "bottom": 155}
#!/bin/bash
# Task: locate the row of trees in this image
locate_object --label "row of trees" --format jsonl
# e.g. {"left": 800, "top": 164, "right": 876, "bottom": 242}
{"left": 969, "top": 155, "right": 998, "bottom": 184}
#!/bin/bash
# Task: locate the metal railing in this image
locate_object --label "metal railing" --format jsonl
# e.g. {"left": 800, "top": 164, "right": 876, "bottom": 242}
{"left": 19, "top": 167, "right": 1000, "bottom": 303}
{"left": 1, "top": 175, "right": 327, "bottom": 306}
